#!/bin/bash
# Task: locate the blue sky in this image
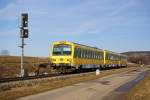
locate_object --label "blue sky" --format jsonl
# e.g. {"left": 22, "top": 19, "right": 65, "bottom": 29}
{"left": 0, "top": 0, "right": 150, "bottom": 57}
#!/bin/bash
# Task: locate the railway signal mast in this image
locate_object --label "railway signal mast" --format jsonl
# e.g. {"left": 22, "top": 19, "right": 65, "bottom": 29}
{"left": 19, "top": 13, "right": 29, "bottom": 77}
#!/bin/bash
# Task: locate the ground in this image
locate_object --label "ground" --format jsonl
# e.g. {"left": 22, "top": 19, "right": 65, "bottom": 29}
{"left": 0, "top": 66, "right": 150, "bottom": 100}
{"left": 125, "top": 66, "right": 150, "bottom": 100}
{"left": 17, "top": 66, "right": 149, "bottom": 100}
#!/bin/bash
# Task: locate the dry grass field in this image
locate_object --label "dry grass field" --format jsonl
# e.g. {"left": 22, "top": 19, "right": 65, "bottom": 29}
{"left": 0, "top": 56, "right": 50, "bottom": 78}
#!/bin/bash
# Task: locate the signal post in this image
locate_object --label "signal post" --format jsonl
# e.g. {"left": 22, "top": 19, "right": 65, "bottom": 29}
{"left": 19, "top": 13, "right": 29, "bottom": 77}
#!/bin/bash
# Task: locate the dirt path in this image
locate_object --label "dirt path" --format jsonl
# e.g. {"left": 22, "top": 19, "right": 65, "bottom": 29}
{"left": 18, "top": 67, "right": 149, "bottom": 100}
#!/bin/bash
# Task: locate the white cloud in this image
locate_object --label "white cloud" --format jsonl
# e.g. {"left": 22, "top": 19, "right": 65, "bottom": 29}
{"left": 109, "top": 0, "right": 139, "bottom": 16}
{"left": 0, "top": 0, "right": 147, "bottom": 36}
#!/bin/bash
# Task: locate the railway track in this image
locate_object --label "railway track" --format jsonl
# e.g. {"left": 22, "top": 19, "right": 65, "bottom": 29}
{"left": 0, "top": 67, "right": 123, "bottom": 83}
{"left": 0, "top": 74, "right": 61, "bottom": 83}
{"left": 0, "top": 71, "right": 91, "bottom": 83}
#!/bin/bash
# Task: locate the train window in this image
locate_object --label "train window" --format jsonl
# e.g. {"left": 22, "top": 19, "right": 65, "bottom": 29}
{"left": 63, "top": 47, "right": 71, "bottom": 55}
{"left": 92, "top": 52, "right": 94, "bottom": 59}
{"left": 84, "top": 50, "right": 87, "bottom": 58}
{"left": 96, "top": 54, "right": 98, "bottom": 59}
{"left": 85, "top": 50, "right": 87, "bottom": 58}
{"left": 95, "top": 53, "right": 97, "bottom": 59}
{"left": 97, "top": 54, "right": 99, "bottom": 59}
{"left": 105, "top": 54, "right": 108, "bottom": 60}
{"left": 86, "top": 50, "right": 89, "bottom": 59}
{"left": 53, "top": 45, "right": 71, "bottom": 55}
{"left": 115, "top": 56, "right": 117, "bottom": 60}
{"left": 100, "top": 53, "right": 103, "bottom": 59}
{"left": 83, "top": 50, "right": 85, "bottom": 58}
{"left": 82, "top": 49, "right": 85, "bottom": 58}
{"left": 95, "top": 52, "right": 97, "bottom": 59}
{"left": 74, "top": 48, "right": 78, "bottom": 58}
{"left": 117, "top": 56, "right": 119, "bottom": 60}
{"left": 108, "top": 54, "right": 113, "bottom": 60}
{"left": 81, "top": 49, "right": 83, "bottom": 58}
{"left": 94, "top": 52, "right": 96, "bottom": 59}
{"left": 78, "top": 48, "right": 81, "bottom": 58}
{"left": 90, "top": 51, "right": 92, "bottom": 59}
{"left": 97, "top": 53, "right": 99, "bottom": 59}
{"left": 89, "top": 51, "right": 91, "bottom": 59}
{"left": 86, "top": 50, "right": 88, "bottom": 58}
{"left": 99, "top": 55, "right": 101, "bottom": 59}
{"left": 97, "top": 55, "right": 100, "bottom": 59}
{"left": 88, "top": 51, "right": 90, "bottom": 59}
{"left": 110, "top": 55, "right": 114, "bottom": 60}
{"left": 53, "top": 47, "right": 62, "bottom": 55}
{"left": 86, "top": 50, "right": 88, "bottom": 59}
{"left": 108, "top": 55, "right": 111, "bottom": 60}
{"left": 99, "top": 55, "right": 102, "bottom": 59}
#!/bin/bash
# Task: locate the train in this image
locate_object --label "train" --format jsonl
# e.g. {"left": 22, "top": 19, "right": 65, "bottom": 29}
{"left": 50, "top": 41, "right": 127, "bottom": 73}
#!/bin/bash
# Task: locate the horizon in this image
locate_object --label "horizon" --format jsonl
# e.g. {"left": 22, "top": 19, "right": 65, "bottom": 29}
{"left": 1, "top": 50, "right": 150, "bottom": 57}
{"left": 0, "top": 0, "right": 150, "bottom": 56}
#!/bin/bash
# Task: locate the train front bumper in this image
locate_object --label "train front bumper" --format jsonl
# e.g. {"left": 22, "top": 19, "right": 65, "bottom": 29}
{"left": 51, "top": 57, "right": 73, "bottom": 66}
{"left": 51, "top": 63, "right": 72, "bottom": 67}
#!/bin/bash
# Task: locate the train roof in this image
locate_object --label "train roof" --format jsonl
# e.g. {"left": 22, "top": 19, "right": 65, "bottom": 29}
{"left": 73, "top": 42, "right": 103, "bottom": 51}
{"left": 120, "top": 54, "right": 128, "bottom": 57}
{"left": 52, "top": 41, "right": 128, "bottom": 57}
{"left": 53, "top": 41, "right": 101, "bottom": 50}
{"left": 104, "top": 50, "right": 120, "bottom": 55}
{"left": 104, "top": 50, "right": 128, "bottom": 57}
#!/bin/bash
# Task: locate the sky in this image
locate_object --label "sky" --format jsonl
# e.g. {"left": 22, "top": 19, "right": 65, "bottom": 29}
{"left": 0, "top": 0, "right": 150, "bottom": 57}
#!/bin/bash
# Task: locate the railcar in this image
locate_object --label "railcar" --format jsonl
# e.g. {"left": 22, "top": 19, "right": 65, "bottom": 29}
{"left": 50, "top": 41, "right": 127, "bottom": 73}
{"left": 119, "top": 54, "right": 128, "bottom": 67}
{"left": 104, "top": 50, "right": 127, "bottom": 67}
{"left": 104, "top": 50, "right": 120, "bottom": 67}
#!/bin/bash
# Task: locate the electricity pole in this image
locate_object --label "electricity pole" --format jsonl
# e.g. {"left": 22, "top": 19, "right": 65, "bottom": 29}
{"left": 19, "top": 13, "right": 29, "bottom": 77}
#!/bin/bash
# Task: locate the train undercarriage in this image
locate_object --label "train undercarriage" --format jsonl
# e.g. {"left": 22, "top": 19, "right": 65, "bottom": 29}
{"left": 51, "top": 63, "right": 127, "bottom": 73}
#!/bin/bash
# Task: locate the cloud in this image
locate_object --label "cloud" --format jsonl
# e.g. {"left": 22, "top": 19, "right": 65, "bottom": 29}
{"left": 0, "top": 0, "right": 111, "bottom": 30}
{"left": 0, "top": 0, "right": 149, "bottom": 37}
{"left": 109, "top": 0, "right": 139, "bottom": 16}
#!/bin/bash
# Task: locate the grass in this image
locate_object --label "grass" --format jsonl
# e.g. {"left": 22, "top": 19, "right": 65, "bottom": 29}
{"left": 0, "top": 67, "right": 139, "bottom": 100}
{"left": 0, "top": 56, "right": 49, "bottom": 78}
{"left": 125, "top": 67, "right": 150, "bottom": 100}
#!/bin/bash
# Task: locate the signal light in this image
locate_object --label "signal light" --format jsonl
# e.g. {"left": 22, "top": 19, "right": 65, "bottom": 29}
{"left": 21, "top": 13, "right": 28, "bottom": 27}
{"left": 20, "top": 29, "right": 28, "bottom": 38}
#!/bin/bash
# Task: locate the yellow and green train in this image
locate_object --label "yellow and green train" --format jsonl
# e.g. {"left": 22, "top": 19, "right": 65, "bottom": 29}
{"left": 50, "top": 41, "right": 127, "bottom": 73}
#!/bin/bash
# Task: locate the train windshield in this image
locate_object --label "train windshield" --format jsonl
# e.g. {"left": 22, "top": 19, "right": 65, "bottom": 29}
{"left": 53, "top": 44, "right": 71, "bottom": 55}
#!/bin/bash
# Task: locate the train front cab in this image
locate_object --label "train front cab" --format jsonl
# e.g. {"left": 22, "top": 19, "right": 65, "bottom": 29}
{"left": 50, "top": 41, "right": 74, "bottom": 73}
